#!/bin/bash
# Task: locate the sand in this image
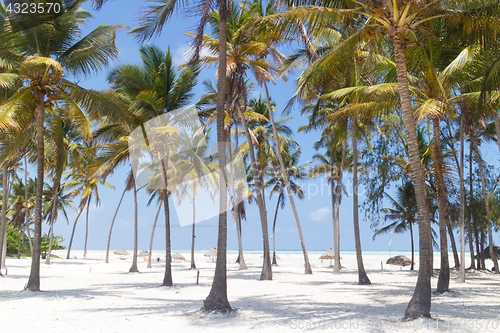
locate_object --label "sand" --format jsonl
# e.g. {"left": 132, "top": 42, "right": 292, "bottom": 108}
{"left": 1, "top": 250, "right": 499, "bottom": 332}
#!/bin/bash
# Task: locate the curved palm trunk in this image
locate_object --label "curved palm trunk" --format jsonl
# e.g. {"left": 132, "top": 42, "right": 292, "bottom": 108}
{"left": 458, "top": 118, "right": 466, "bottom": 282}
{"left": 45, "top": 193, "right": 58, "bottom": 265}
{"left": 203, "top": 2, "right": 231, "bottom": 311}
{"left": 0, "top": 163, "right": 8, "bottom": 276}
{"left": 227, "top": 135, "right": 246, "bottom": 270}
{"left": 473, "top": 130, "right": 499, "bottom": 273}
{"left": 333, "top": 141, "right": 346, "bottom": 274}
{"left": 272, "top": 188, "right": 282, "bottom": 266}
{"left": 148, "top": 201, "right": 163, "bottom": 268}
{"left": 84, "top": 198, "right": 90, "bottom": 259}
{"left": 392, "top": 39, "right": 432, "bottom": 319}
{"left": 352, "top": 115, "right": 370, "bottom": 285}
{"left": 24, "top": 155, "right": 33, "bottom": 258}
{"left": 66, "top": 204, "right": 85, "bottom": 259}
{"left": 161, "top": 161, "right": 173, "bottom": 286}
{"left": 235, "top": 103, "right": 272, "bottom": 280}
{"left": 105, "top": 187, "right": 127, "bottom": 263}
{"left": 27, "top": 88, "right": 46, "bottom": 291}
{"left": 433, "top": 117, "right": 450, "bottom": 293}
{"left": 447, "top": 221, "right": 460, "bottom": 269}
{"left": 129, "top": 181, "right": 139, "bottom": 273}
{"left": 190, "top": 196, "right": 196, "bottom": 270}
{"left": 263, "top": 82, "right": 312, "bottom": 274}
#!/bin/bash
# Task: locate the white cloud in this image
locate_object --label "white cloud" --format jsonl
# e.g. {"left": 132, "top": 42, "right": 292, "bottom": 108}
{"left": 173, "top": 44, "right": 212, "bottom": 66}
{"left": 309, "top": 206, "right": 330, "bottom": 221}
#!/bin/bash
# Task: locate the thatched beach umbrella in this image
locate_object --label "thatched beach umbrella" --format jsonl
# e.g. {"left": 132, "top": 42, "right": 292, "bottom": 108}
{"left": 478, "top": 246, "right": 500, "bottom": 260}
{"left": 386, "top": 255, "right": 413, "bottom": 268}
{"left": 138, "top": 250, "right": 149, "bottom": 257}
{"left": 172, "top": 252, "right": 186, "bottom": 262}
{"left": 204, "top": 247, "right": 217, "bottom": 262}
{"left": 319, "top": 248, "right": 342, "bottom": 266}
{"left": 113, "top": 248, "right": 129, "bottom": 260}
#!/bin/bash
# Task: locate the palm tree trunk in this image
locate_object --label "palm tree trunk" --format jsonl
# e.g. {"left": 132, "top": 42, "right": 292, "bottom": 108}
{"left": 129, "top": 181, "right": 139, "bottom": 273}
{"left": 458, "top": 117, "right": 466, "bottom": 282}
{"left": 1, "top": 232, "right": 5, "bottom": 272}
{"left": 236, "top": 204, "right": 246, "bottom": 270}
{"left": 203, "top": 0, "right": 231, "bottom": 311}
{"left": 481, "top": 231, "right": 486, "bottom": 269}
{"left": 105, "top": 190, "right": 126, "bottom": 263}
{"left": 161, "top": 160, "right": 173, "bottom": 286}
{"left": 473, "top": 129, "right": 499, "bottom": 273}
{"left": 272, "top": 188, "right": 282, "bottom": 266}
{"left": 45, "top": 192, "right": 58, "bottom": 265}
{"left": 433, "top": 117, "right": 450, "bottom": 294}
{"left": 0, "top": 163, "right": 8, "bottom": 276}
{"left": 352, "top": 114, "right": 370, "bottom": 285}
{"left": 24, "top": 155, "right": 32, "bottom": 258}
{"left": 468, "top": 138, "right": 476, "bottom": 269}
{"left": 475, "top": 228, "right": 481, "bottom": 269}
{"left": 66, "top": 204, "right": 85, "bottom": 259}
{"left": 190, "top": 196, "right": 196, "bottom": 270}
{"left": 392, "top": 39, "right": 432, "bottom": 319}
{"left": 148, "top": 201, "right": 162, "bottom": 268}
{"left": 84, "top": 198, "right": 90, "bottom": 259}
{"left": 17, "top": 224, "right": 22, "bottom": 259}
{"left": 26, "top": 222, "right": 33, "bottom": 258}
{"left": 227, "top": 134, "right": 246, "bottom": 270}
{"left": 105, "top": 186, "right": 127, "bottom": 263}
{"left": 27, "top": 88, "right": 46, "bottom": 291}
{"left": 410, "top": 220, "right": 414, "bottom": 271}
{"left": 263, "top": 82, "right": 311, "bottom": 274}
{"left": 235, "top": 103, "right": 272, "bottom": 280}
{"left": 447, "top": 221, "right": 460, "bottom": 269}
{"left": 333, "top": 140, "right": 346, "bottom": 274}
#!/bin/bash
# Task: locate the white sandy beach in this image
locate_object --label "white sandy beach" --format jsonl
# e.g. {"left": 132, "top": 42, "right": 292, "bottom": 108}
{"left": 1, "top": 250, "right": 499, "bottom": 332}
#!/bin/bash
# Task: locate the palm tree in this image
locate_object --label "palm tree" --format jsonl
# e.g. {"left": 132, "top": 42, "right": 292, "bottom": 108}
{"left": 269, "top": 0, "right": 500, "bottom": 318}
{"left": 265, "top": 146, "right": 307, "bottom": 265}
{"left": 65, "top": 145, "right": 114, "bottom": 260}
{"left": 42, "top": 181, "right": 75, "bottom": 262}
{"left": 104, "top": 172, "right": 134, "bottom": 264}
{"left": 377, "top": 181, "right": 417, "bottom": 270}
{"left": 194, "top": 5, "right": 276, "bottom": 280}
{"left": 0, "top": 0, "right": 123, "bottom": 291}
{"left": 174, "top": 129, "right": 218, "bottom": 270}
{"left": 7, "top": 175, "right": 35, "bottom": 258}
{"left": 99, "top": 44, "right": 199, "bottom": 280}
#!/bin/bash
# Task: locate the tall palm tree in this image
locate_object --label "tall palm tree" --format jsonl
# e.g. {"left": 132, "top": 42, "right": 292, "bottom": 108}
{"left": 95, "top": 0, "right": 232, "bottom": 298}
{"left": 377, "top": 181, "right": 417, "bottom": 270}
{"left": 42, "top": 181, "right": 75, "bottom": 262}
{"left": 0, "top": 0, "right": 123, "bottom": 291}
{"left": 99, "top": 44, "right": 199, "bottom": 279}
{"left": 270, "top": 0, "right": 500, "bottom": 318}
{"left": 104, "top": 172, "right": 134, "bottom": 264}
{"left": 174, "top": 129, "right": 218, "bottom": 270}
{"left": 65, "top": 145, "right": 114, "bottom": 260}
{"left": 7, "top": 175, "right": 35, "bottom": 258}
{"left": 194, "top": 5, "right": 276, "bottom": 280}
{"left": 265, "top": 146, "right": 307, "bottom": 265}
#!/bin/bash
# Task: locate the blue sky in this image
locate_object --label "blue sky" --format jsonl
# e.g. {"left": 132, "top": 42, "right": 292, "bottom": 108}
{"left": 32, "top": 0, "right": 500, "bottom": 253}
